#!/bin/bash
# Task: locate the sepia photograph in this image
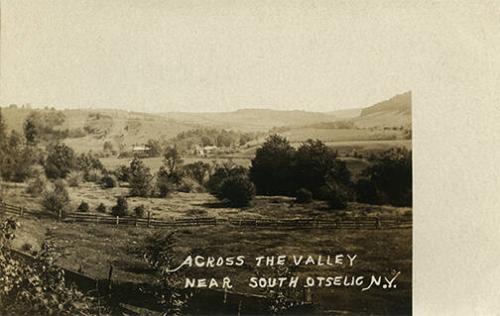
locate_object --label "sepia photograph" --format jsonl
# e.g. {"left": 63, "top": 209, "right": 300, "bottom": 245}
{"left": 0, "top": 1, "right": 417, "bottom": 315}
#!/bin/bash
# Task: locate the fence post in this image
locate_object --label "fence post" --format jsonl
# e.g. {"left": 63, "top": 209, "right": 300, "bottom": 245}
{"left": 107, "top": 263, "right": 114, "bottom": 291}
{"left": 147, "top": 212, "right": 151, "bottom": 228}
{"left": 96, "top": 213, "right": 99, "bottom": 225}
{"left": 20, "top": 207, "right": 24, "bottom": 218}
{"left": 58, "top": 209, "right": 62, "bottom": 222}
{"left": 116, "top": 216, "right": 119, "bottom": 226}
{"left": 303, "top": 287, "right": 313, "bottom": 303}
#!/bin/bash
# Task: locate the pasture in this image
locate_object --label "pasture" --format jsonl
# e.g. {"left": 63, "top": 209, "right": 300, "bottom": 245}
{"left": 10, "top": 210, "right": 411, "bottom": 315}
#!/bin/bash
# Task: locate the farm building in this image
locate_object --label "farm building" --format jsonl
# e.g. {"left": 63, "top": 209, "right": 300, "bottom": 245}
{"left": 132, "top": 144, "right": 151, "bottom": 157}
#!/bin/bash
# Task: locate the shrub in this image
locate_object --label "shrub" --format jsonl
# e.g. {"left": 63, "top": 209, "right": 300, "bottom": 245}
{"left": 111, "top": 196, "right": 128, "bottom": 217}
{"left": 183, "top": 161, "right": 210, "bottom": 185}
{"left": 295, "top": 188, "right": 312, "bottom": 204}
{"left": 42, "top": 180, "right": 70, "bottom": 215}
{"left": 25, "top": 174, "right": 48, "bottom": 196}
{"left": 319, "top": 182, "right": 348, "bottom": 210}
{"left": 129, "top": 231, "right": 176, "bottom": 269}
{"left": 83, "top": 168, "right": 103, "bottom": 182}
{"left": 96, "top": 203, "right": 106, "bottom": 213}
{"left": 178, "top": 177, "right": 203, "bottom": 193}
{"left": 206, "top": 162, "right": 248, "bottom": 194}
{"left": 77, "top": 201, "right": 89, "bottom": 212}
{"left": 100, "top": 174, "right": 117, "bottom": 189}
{"left": 217, "top": 176, "right": 255, "bottom": 207}
{"left": 66, "top": 171, "right": 83, "bottom": 187}
{"left": 134, "top": 205, "right": 145, "bottom": 218}
{"left": 156, "top": 175, "right": 174, "bottom": 198}
{"left": 21, "top": 242, "right": 33, "bottom": 253}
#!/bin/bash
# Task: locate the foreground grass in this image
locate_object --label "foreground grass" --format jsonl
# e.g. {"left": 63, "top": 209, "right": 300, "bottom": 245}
{"left": 12, "top": 215, "right": 411, "bottom": 315}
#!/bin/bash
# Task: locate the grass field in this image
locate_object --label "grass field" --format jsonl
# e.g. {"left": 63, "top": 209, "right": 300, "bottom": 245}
{"left": 10, "top": 215, "right": 411, "bottom": 315}
{"left": 2, "top": 179, "right": 412, "bottom": 315}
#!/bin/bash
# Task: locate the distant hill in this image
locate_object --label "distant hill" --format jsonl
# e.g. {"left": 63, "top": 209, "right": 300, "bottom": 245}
{"left": 326, "top": 108, "right": 362, "bottom": 119}
{"left": 160, "top": 109, "right": 338, "bottom": 132}
{"left": 1, "top": 92, "right": 411, "bottom": 153}
{"left": 352, "top": 92, "right": 411, "bottom": 128}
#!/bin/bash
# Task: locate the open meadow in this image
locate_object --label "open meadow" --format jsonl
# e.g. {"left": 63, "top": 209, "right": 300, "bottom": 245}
{"left": 8, "top": 208, "right": 411, "bottom": 315}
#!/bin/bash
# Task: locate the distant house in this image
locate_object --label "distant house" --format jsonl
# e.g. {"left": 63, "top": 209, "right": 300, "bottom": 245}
{"left": 132, "top": 144, "right": 150, "bottom": 157}
{"left": 193, "top": 145, "right": 218, "bottom": 157}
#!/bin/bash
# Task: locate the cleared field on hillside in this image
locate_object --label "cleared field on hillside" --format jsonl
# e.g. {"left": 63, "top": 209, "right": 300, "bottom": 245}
{"left": 100, "top": 156, "right": 252, "bottom": 170}
{"left": 278, "top": 127, "right": 405, "bottom": 143}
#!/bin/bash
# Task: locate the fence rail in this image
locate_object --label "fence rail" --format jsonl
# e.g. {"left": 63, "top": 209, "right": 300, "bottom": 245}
{"left": 0, "top": 201, "right": 411, "bottom": 230}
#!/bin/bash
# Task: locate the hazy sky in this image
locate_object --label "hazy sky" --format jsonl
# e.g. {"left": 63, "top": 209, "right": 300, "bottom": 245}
{"left": 0, "top": 1, "right": 498, "bottom": 113}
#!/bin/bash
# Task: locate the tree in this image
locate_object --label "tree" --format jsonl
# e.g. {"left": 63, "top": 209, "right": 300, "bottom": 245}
{"left": 360, "top": 148, "right": 412, "bottom": 206}
{"left": 23, "top": 117, "right": 38, "bottom": 145}
{"left": 354, "top": 178, "right": 380, "bottom": 204}
{"left": 45, "top": 143, "right": 76, "bottom": 179}
{"left": 0, "top": 108, "right": 7, "bottom": 145}
{"left": 163, "top": 147, "right": 183, "bottom": 174}
{"left": 111, "top": 196, "right": 128, "bottom": 217}
{"left": 128, "top": 157, "right": 152, "bottom": 197}
{"left": 249, "top": 135, "right": 296, "bottom": 195}
{"left": 183, "top": 161, "right": 211, "bottom": 185}
{"left": 217, "top": 176, "right": 255, "bottom": 207}
{"left": 146, "top": 139, "right": 162, "bottom": 157}
{"left": 113, "top": 165, "right": 130, "bottom": 182}
{"left": 294, "top": 139, "right": 351, "bottom": 197}
{"left": 319, "top": 181, "right": 348, "bottom": 210}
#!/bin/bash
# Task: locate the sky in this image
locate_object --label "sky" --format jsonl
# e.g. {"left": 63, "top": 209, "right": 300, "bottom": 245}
{"left": 0, "top": 0, "right": 499, "bottom": 113}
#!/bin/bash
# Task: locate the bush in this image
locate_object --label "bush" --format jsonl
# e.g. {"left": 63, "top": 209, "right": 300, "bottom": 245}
{"left": 319, "top": 182, "right": 348, "bottom": 210}
{"left": 206, "top": 162, "right": 248, "bottom": 194}
{"left": 178, "top": 177, "right": 203, "bottom": 193}
{"left": 83, "top": 168, "right": 103, "bottom": 182}
{"left": 155, "top": 175, "right": 174, "bottom": 198}
{"left": 77, "top": 201, "right": 89, "bottom": 212}
{"left": 111, "top": 196, "right": 128, "bottom": 217}
{"left": 134, "top": 205, "right": 145, "bottom": 218}
{"left": 96, "top": 203, "right": 106, "bottom": 213}
{"left": 217, "top": 176, "right": 255, "bottom": 207}
{"left": 183, "top": 161, "right": 210, "bottom": 185}
{"left": 66, "top": 171, "right": 83, "bottom": 187}
{"left": 295, "top": 188, "right": 312, "bottom": 204}
{"left": 100, "top": 174, "right": 117, "bottom": 189}
{"left": 42, "top": 180, "right": 70, "bottom": 215}
{"left": 25, "top": 174, "right": 48, "bottom": 196}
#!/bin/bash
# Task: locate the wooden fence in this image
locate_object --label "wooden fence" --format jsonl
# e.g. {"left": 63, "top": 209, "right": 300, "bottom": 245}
{"left": 0, "top": 201, "right": 411, "bottom": 230}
